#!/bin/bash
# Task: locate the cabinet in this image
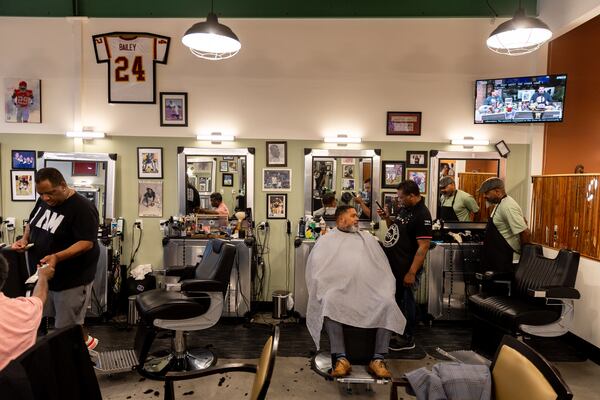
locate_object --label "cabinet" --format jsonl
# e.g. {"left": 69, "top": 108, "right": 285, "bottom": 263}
{"left": 162, "top": 238, "right": 252, "bottom": 317}
{"left": 531, "top": 175, "right": 600, "bottom": 260}
{"left": 427, "top": 242, "right": 483, "bottom": 320}
{"left": 293, "top": 240, "right": 316, "bottom": 318}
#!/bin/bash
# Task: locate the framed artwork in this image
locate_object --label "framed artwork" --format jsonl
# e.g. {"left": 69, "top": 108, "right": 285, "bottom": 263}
{"left": 341, "top": 157, "right": 355, "bottom": 165}
{"left": 266, "top": 141, "right": 287, "bottom": 167}
{"left": 137, "top": 147, "right": 163, "bottom": 179}
{"left": 4, "top": 78, "right": 42, "bottom": 123}
{"left": 382, "top": 192, "right": 398, "bottom": 214}
{"left": 11, "top": 150, "right": 36, "bottom": 170}
{"left": 93, "top": 32, "right": 170, "bottom": 104}
{"left": 263, "top": 168, "right": 292, "bottom": 191}
{"left": 266, "top": 193, "right": 287, "bottom": 219}
{"left": 382, "top": 161, "right": 405, "bottom": 189}
{"left": 159, "top": 92, "right": 188, "bottom": 126}
{"left": 406, "top": 151, "right": 428, "bottom": 168}
{"left": 219, "top": 161, "right": 229, "bottom": 172}
{"left": 11, "top": 170, "right": 36, "bottom": 201}
{"left": 407, "top": 169, "right": 428, "bottom": 194}
{"left": 138, "top": 180, "right": 163, "bottom": 217}
{"left": 387, "top": 111, "right": 421, "bottom": 136}
{"left": 313, "top": 159, "right": 336, "bottom": 193}
{"left": 72, "top": 161, "right": 98, "bottom": 176}
{"left": 228, "top": 161, "right": 238, "bottom": 173}
{"left": 341, "top": 178, "right": 355, "bottom": 191}
{"left": 343, "top": 165, "right": 354, "bottom": 178}
{"left": 222, "top": 173, "right": 234, "bottom": 187}
{"left": 495, "top": 140, "right": 511, "bottom": 158}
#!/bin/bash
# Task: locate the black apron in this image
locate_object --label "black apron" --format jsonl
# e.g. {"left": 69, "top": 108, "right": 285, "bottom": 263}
{"left": 482, "top": 198, "right": 515, "bottom": 273}
{"left": 439, "top": 193, "right": 459, "bottom": 222}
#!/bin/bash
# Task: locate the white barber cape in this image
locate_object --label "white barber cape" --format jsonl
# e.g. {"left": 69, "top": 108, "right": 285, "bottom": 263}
{"left": 306, "top": 228, "right": 406, "bottom": 349}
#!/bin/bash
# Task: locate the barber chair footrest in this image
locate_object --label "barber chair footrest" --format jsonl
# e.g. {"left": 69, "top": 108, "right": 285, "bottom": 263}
{"left": 311, "top": 352, "right": 391, "bottom": 384}
{"left": 90, "top": 349, "right": 139, "bottom": 374}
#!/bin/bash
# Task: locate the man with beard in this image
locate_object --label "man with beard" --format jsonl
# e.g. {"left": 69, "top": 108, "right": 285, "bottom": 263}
{"left": 478, "top": 177, "right": 530, "bottom": 273}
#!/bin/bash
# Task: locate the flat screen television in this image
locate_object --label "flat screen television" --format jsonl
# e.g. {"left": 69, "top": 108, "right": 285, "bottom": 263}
{"left": 474, "top": 74, "right": 567, "bottom": 124}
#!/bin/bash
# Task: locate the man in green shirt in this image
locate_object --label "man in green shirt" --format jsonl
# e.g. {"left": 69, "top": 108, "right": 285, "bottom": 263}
{"left": 438, "top": 177, "right": 480, "bottom": 222}
{"left": 478, "top": 177, "right": 531, "bottom": 271}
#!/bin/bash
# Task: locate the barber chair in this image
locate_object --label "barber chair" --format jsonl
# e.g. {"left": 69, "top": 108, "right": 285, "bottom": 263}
{"left": 134, "top": 239, "right": 237, "bottom": 378}
{"left": 390, "top": 334, "right": 573, "bottom": 400}
{"left": 468, "top": 244, "right": 580, "bottom": 355}
{"left": 312, "top": 325, "right": 391, "bottom": 392}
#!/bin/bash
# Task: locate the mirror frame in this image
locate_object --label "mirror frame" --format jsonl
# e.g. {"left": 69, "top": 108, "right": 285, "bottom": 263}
{"left": 38, "top": 151, "right": 117, "bottom": 219}
{"left": 304, "top": 148, "right": 381, "bottom": 228}
{"left": 427, "top": 150, "right": 506, "bottom": 221}
{"left": 178, "top": 147, "right": 255, "bottom": 215}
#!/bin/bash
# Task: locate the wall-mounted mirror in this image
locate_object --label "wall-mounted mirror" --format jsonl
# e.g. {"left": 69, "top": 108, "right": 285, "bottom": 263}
{"left": 305, "top": 149, "right": 380, "bottom": 227}
{"left": 428, "top": 151, "right": 506, "bottom": 223}
{"left": 38, "top": 152, "right": 117, "bottom": 221}
{"left": 178, "top": 147, "right": 254, "bottom": 216}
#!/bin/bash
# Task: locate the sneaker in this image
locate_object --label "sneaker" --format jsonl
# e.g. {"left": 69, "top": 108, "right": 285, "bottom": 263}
{"left": 367, "top": 359, "right": 392, "bottom": 379}
{"left": 389, "top": 335, "right": 415, "bottom": 351}
{"left": 86, "top": 335, "right": 99, "bottom": 351}
{"left": 331, "top": 357, "right": 352, "bottom": 378}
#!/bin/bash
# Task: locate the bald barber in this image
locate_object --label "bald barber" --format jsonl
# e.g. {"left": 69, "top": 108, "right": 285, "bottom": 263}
{"left": 438, "top": 176, "right": 479, "bottom": 222}
{"left": 478, "top": 177, "right": 530, "bottom": 272}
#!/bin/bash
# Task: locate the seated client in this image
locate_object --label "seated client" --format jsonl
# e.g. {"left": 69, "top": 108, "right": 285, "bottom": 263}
{"left": 306, "top": 205, "right": 406, "bottom": 378}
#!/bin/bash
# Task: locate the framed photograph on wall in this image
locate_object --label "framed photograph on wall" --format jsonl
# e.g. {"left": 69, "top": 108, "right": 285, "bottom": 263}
{"left": 138, "top": 180, "right": 163, "bottom": 217}
{"left": 4, "top": 78, "right": 42, "bottom": 123}
{"left": 222, "top": 173, "right": 234, "bottom": 187}
{"left": 137, "top": 147, "right": 163, "bottom": 179}
{"left": 340, "top": 157, "right": 355, "bottom": 165}
{"left": 262, "top": 168, "right": 292, "bottom": 191}
{"left": 11, "top": 150, "right": 36, "bottom": 170}
{"left": 406, "top": 150, "right": 428, "bottom": 168}
{"left": 72, "top": 161, "right": 98, "bottom": 176}
{"left": 341, "top": 178, "right": 355, "bottom": 191}
{"left": 387, "top": 111, "right": 421, "bottom": 136}
{"left": 219, "top": 161, "right": 228, "bottom": 172}
{"left": 11, "top": 170, "right": 36, "bottom": 201}
{"left": 228, "top": 161, "right": 238, "bottom": 173}
{"left": 381, "top": 161, "right": 405, "bottom": 189}
{"left": 343, "top": 165, "right": 354, "bottom": 178}
{"left": 159, "top": 92, "right": 188, "bottom": 127}
{"left": 266, "top": 193, "right": 287, "bottom": 219}
{"left": 407, "top": 169, "right": 428, "bottom": 194}
{"left": 266, "top": 141, "right": 287, "bottom": 167}
{"left": 382, "top": 192, "right": 399, "bottom": 215}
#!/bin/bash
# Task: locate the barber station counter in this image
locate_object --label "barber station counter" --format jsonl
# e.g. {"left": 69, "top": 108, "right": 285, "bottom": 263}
{"left": 163, "top": 238, "right": 251, "bottom": 317}
{"left": 427, "top": 242, "right": 483, "bottom": 320}
{"left": 293, "top": 239, "right": 316, "bottom": 318}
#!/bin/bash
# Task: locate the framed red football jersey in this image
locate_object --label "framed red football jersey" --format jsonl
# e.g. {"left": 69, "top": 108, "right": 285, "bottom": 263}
{"left": 93, "top": 32, "right": 170, "bottom": 104}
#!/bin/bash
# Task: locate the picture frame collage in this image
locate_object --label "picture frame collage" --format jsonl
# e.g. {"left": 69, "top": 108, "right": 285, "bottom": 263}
{"left": 137, "top": 147, "right": 164, "bottom": 217}
{"left": 264, "top": 141, "right": 290, "bottom": 219}
{"left": 381, "top": 150, "right": 428, "bottom": 205}
{"left": 10, "top": 150, "right": 36, "bottom": 201}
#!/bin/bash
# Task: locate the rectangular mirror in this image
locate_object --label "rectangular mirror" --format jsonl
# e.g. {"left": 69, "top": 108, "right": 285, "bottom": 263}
{"left": 305, "top": 149, "right": 380, "bottom": 227}
{"left": 38, "top": 152, "right": 117, "bottom": 221}
{"left": 428, "top": 151, "right": 506, "bottom": 223}
{"left": 178, "top": 147, "right": 254, "bottom": 216}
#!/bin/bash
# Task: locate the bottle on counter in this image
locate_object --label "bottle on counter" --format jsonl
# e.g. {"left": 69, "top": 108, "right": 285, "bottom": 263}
{"left": 298, "top": 217, "right": 306, "bottom": 238}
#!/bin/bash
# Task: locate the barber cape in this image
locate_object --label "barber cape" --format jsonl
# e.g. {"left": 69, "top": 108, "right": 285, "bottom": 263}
{"left": 306, "top": 228, "right": 406, "bottom": 349}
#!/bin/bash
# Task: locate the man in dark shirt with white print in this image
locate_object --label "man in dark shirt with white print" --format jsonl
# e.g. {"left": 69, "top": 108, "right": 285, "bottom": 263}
{"left": 378, "top": 180, "right": 432, "bottom": 351}
{"left": 12, "top": 167, "right": 100, "bottom": 350}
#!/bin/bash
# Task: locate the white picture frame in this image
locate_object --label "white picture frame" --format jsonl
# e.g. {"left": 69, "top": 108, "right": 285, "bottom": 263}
{"left": 138, "top": 180, "right": 163, "bottom": 217}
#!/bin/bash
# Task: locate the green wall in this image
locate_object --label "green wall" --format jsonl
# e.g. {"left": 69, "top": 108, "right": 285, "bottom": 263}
{"left": 0, "top": 133, "right": 530, "bottom": 299}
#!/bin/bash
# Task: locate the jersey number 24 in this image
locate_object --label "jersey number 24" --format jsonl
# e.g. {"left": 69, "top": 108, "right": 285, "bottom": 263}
{"left": 115, "top": 56, "right": 146, "bottom": 82}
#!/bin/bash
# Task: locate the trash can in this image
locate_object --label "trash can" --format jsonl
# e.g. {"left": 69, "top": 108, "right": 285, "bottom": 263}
{"left": 128, "top": 295, "right": 139, "bottom": 325}
{"left": 272, "top": 290, "right": 290, "bottom": 319}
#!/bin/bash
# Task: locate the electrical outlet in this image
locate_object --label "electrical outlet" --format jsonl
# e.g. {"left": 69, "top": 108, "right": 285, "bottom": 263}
{"left": 135, "top": 219, "right": 143, "bottom": 230}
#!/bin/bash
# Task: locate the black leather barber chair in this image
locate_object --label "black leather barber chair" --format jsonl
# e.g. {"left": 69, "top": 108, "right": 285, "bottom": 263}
{"left": 134, "top": 239, "right": 237, "bottom": 378}
{"left": 468, "top": 244, "right": 580, "bottom": 355}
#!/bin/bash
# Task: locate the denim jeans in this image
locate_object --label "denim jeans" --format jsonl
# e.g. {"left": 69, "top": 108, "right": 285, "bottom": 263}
{"left": 395, "top": 271, "right": 422, "bottom": 338}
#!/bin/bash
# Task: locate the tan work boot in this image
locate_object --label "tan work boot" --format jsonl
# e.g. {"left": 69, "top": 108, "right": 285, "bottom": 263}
{"left": 367, "top": 359, "right": 392, "bottom": 379}
{"left": 331, "top": 357, "right": 352, "bottom": 377}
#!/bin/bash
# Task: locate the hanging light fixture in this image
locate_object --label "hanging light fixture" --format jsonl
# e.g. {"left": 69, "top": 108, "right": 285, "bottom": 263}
{"left": 487, "top": 2, "right": 552, "bottom": 56}
{"left": 181, "top": 0, "right": 241, "bottom": 60}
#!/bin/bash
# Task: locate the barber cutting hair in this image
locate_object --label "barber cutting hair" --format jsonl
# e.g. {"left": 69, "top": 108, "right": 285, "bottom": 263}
{"left": 478, "top": 177, "right": 531, "bottom": 273}
{"left": 438, "top": 176, "right": 479, "bottom": 222}
{"left": 306, "top": 205, "right": 405, "bottom": 379}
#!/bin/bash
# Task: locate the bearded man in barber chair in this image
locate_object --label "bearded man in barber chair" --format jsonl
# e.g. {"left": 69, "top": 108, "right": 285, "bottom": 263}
{"left": 306, "top": 205, "right": 406, "bottom": 379}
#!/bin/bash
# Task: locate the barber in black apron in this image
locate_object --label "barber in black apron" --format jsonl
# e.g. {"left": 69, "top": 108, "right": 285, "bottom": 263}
{"left": 438, "top": 176, "right": 459, "bottom": 222}
{"left": 477, "top": 177, "right": 530, "bottom": 274}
